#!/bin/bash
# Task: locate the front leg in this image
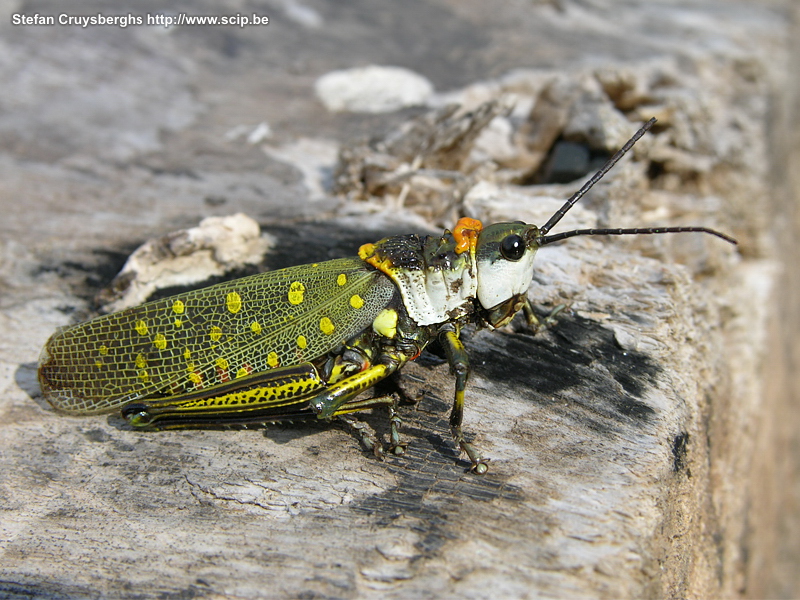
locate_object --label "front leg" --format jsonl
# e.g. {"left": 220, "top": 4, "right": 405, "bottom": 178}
{"left": 438, "top": 324, "right": 489, "bottom": 474}
{"left": 522, "top": 297, "right": 566, "bottom": 334}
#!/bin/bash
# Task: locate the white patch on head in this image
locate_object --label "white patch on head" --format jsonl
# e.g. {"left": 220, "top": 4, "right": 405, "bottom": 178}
{"left": 476, "top": 249, "right": 536, "bottom": 309}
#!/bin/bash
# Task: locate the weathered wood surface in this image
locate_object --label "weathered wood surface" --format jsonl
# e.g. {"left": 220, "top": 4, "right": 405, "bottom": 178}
{"left": 1, "top": 1, "right": 797, "bottom": 598}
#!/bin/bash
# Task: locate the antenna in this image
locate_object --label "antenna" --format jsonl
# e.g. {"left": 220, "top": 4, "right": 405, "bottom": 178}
{"left": 538, "top": 226, "right": 737, "bottom": 246}
{"left": 534, "top": 118, "right": 737, "bottom": 247}
{"left": 538, "top": 118, "right": 656, "bottom": 236}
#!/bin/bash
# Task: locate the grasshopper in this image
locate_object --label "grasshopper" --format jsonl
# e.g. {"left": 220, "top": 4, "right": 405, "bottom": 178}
{"left": 38, "top": 118, "right": 736, "bottom": 473}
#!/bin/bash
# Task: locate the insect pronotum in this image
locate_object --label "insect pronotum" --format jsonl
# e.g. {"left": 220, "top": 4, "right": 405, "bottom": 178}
{"left": 38, "top": 118, "right": 736, "bottom": 473}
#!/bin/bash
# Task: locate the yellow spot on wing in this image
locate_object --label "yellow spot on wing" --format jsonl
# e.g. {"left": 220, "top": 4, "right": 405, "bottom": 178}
{"left": 172, "top": 300, "right": 185, "bottom": 314}
{"left": 99, "top": 345, "right": 109, "bottom": 355}
{"left": 296, "top": 335, "right": 308, "bottom": 349}
{"left": 288, "top": 281, "right": 305, "bottom": 305}
{"left": 216, "top": 357, "right": 229, "bottom": 370}
{"left": 135, "top": 320, "right": 148, "bottom": 336}
{"left": 209, "top": 326, "right": 223, "bottom": 342}
{"left": 267, "top": 352, "right": 279, "bottom": 368}
{"left": 135, "top": 353, "right": 147, "bottom": 369}
{"left": 337, "top": 273, "right": 347, "bottom": 286}
{"left": 350, "top": 294, "right": 364, "bottom": 309}
{"left": 154, "top": 333, "right": 167, "bottom": 350}
{"left": 183, "top": 348, "right": 192, "bottom": 360}
{"left": 189, "top": 372, "right": 202, "bottom": 386}
{"left": 174, "top": 318, "right": 182, "bottom": 328}
{"left": 319, "top": 317, "right": 335, "bottom": 335}
{"left": 226, "top": 291, "right": 242, "bottom": 314}
{"left": 236, "top": 367, "right": 248, "bottom": 378}
{"left": 251, "top": 321, "right": 262, "bottom": 335}
{"left": 138, "top": 370, "right": 150, "bottom": 382}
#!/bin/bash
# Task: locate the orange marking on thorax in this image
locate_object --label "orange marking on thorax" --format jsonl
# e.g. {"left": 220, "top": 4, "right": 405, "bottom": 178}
{"left": 453, "top": 217, "right": 483, "bottom": 255}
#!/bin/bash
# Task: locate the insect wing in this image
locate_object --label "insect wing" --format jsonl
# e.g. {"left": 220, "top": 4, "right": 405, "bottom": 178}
{"left": 39, "top": 257, "right": 395, "bottom": 414}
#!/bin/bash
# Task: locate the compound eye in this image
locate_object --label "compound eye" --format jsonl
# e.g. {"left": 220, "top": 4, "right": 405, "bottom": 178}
{"left": 499, "top": 234, "right": 526, "bottom": 261}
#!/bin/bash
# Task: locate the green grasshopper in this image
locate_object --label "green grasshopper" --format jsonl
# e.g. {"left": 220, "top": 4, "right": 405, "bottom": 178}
{"left": 38, "top": 118, "right": 736, "bottom": 473}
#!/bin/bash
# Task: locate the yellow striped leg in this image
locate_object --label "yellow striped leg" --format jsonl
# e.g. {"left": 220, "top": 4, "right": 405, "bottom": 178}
{"left": 123, "top": 363, "right": 327, "bottom": 428}
{"left": 311, "top": 356, "right": 405, "bottom": 418}
{"left": 311, "top": 354, "right": 409, "bottom": 456}
{"left": 439, "top": 325, "right": 488, "bottom": 474}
